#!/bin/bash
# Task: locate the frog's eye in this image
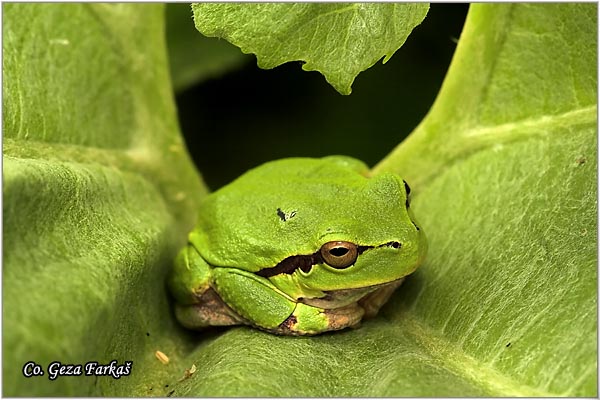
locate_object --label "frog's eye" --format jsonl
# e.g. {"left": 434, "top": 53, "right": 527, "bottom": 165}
{"left": 320, "top": 241, "right": 358, "bottom": 269}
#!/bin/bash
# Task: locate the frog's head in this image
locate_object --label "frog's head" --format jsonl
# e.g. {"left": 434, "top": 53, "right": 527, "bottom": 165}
{"left": 191, "top": 157, "right": 426, "bottom": 293}
{"left": 256, "top": 171, "right": 427, "bottom": 293}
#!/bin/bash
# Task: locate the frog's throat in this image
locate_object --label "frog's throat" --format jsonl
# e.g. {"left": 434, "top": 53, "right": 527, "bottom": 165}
{"left": 254, "top": 241, "right": 401, "bottom": 278}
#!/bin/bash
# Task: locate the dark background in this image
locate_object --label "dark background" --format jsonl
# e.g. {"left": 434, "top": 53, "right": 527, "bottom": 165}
{"left": 172, "top": 4, "right": 469, "bottom": 190}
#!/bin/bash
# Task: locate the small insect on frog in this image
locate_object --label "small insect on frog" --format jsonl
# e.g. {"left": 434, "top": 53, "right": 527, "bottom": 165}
{"left": 169, "top": 156, "right": 427, "bottom": 335}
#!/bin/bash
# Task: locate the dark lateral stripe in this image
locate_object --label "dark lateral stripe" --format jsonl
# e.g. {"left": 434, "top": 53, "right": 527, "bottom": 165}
{"left": 254, "top": 244, "right": 400, "bottom": 278}
{"left": 255, "top": 252, "right": 323, "bottom": 278}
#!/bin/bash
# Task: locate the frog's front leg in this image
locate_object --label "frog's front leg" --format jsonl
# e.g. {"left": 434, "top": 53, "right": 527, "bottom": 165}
{"left": 213, "top": 269, "right": 364, "bottom": 335}
{"left": 211, "top": 268, "right": 297, "bottom": 331}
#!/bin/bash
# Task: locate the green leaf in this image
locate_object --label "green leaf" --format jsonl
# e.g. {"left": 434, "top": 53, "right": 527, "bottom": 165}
{"left": 166, "top": 3, "right": 250, "bottom": 93}
{"left": 3, "top": 3, "right": 206, "bottom": 396}
{"left": 192, "top": 3, "right": 429, "bottom": 95}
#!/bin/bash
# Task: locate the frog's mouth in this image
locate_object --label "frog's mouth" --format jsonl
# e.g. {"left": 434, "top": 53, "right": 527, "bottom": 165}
{"left": 255, "top": 241, "right": 401, "bottom": 278}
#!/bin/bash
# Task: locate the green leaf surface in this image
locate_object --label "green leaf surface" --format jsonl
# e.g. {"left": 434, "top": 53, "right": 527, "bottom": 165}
{"left": 3, "top": 3, "right": 206, "bottom": 396}
{"left": 192, "top": 2, "right": 429, "bottom": 94}
{"left": 166, "top": 3, "right": 250, "bottom": 93}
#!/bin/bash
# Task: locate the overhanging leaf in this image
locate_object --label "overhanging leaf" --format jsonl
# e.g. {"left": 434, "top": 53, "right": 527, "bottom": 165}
{"left": 192, "top": 3, "right": 429, "bottom": 94}
{"left": 166, "top": 3, "right": 250, "bottom": 93}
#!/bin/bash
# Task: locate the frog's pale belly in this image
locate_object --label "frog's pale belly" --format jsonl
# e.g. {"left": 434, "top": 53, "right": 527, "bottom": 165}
{"left": 298, "top": 279, "right": 405, "bottom": 310}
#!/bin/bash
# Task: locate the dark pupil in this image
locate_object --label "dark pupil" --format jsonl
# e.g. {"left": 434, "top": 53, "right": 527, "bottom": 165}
{"left": 329, "top": 247, "right": 349, "bottom": 257}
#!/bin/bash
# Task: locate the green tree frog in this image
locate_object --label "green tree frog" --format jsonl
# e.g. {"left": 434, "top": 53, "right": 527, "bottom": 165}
{"left": 169, "top": 156, "right": 427, "bottom": 335}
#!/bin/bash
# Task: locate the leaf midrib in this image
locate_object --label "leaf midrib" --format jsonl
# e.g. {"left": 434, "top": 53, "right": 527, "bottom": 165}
{"left": 396, "top": 104, "right": 597, "bottom": 189}
{"left": 399, "top": 311, "right": 554, "bottom": 397}
{"left": 464, "top": 105, "right": 596, "bottom": 143}
{"left": 1, "top": 137, "right": 174, "bottom": 173}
